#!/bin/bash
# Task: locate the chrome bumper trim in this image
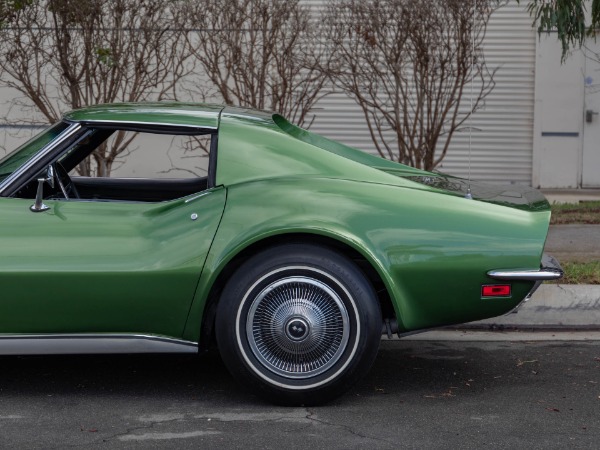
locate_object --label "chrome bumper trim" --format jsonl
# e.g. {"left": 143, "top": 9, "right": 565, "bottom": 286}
{"left": 0, "top": 334, "right": 198, "bottom": 355}
{"left": 487, "top": 253, "right": 564, "bottom": 282}
{"left": 487, "top": 269, "right": 562, "bottom": 281}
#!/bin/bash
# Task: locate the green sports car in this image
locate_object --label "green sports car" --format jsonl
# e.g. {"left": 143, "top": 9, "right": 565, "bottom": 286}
{"left": 0, "top": 103, "right": 562, "bottom": 405}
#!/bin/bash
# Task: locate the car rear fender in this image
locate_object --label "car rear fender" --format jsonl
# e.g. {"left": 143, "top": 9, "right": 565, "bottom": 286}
{"left": 183, "top": 178, "right": 552, "bottom": 341}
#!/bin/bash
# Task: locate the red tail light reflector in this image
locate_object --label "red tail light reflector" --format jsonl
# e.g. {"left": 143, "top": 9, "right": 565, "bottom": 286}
{"left": 481, "top": 284, "right": 511, "bottom": 297}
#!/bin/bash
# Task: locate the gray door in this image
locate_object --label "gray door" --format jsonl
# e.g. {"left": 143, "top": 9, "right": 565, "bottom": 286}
{"left": 583, "top": 47, "right": 600, "bottom": 188}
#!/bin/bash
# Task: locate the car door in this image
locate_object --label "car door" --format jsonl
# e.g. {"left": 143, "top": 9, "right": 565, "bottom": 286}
{"left": 0, "top": 187, "right": 226, "bottom": 337}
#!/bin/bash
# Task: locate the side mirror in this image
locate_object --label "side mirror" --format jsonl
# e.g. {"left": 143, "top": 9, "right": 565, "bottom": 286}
{"left": 30, "top": 165, "right": 54, "bottom": 212}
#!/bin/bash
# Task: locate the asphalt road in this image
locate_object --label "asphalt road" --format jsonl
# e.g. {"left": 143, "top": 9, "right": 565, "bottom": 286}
{"left": 0, "top": 336, "right": 598, "bottom": 449}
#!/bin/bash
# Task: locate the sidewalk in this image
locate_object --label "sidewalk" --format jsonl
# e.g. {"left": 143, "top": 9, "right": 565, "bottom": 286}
{"left": 464, "top": 284, "right": 600, "bottom": 330}
{"left": 544, "top": 224, "right": 600, "bottom": 262}
{"left": 542, "top": 188, "right": 600, "bottom": 204}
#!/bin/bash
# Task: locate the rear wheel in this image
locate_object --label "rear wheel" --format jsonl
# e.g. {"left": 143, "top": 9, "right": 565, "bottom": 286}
{"left": 215, "top": 243, "right": 382, "bottom": 405}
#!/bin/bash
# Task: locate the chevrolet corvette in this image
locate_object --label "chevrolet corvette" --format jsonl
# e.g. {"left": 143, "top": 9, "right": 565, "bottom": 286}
{"left": 0, "top": 103, "right": 562, "bottom": 404}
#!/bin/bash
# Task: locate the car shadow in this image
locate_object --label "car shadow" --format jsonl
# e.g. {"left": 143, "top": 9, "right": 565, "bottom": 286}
{"left": 0, "top": 350, "right": 243, "bottom": 400}
{"left": 0, "top": 339, "right": 562, "bottom": 405}
{"left": 332, "top": 339, "right": 559, "bottom": 405}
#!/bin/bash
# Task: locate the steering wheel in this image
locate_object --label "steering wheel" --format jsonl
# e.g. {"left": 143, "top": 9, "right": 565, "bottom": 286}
{"left": 53, "top": 162, "right": 80, "bottom": 200}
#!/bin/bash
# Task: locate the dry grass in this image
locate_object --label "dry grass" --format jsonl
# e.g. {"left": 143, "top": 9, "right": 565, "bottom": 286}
{"left": 550, "top": 201, "right": 600, "bottom": 225}
{"left": 554, "top": 261, "right": 600, "bottom": 285}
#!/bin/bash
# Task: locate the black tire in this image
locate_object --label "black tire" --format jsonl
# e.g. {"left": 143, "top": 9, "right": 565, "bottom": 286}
{"left": 215, "top": 243, "right": 382, "bottom": 405}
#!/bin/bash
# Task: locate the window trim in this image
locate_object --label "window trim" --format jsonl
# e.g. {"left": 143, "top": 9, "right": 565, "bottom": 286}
{"left": 0, "top": 123, "right": 82, "bottom": 197}
{"left": 75, "top": 120, "right": 215, "bottom": 136}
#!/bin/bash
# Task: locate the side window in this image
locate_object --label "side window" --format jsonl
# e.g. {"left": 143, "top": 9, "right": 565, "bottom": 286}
{"left": 68, "top": 131, "right": 211, "bottom": 179}
{"left": 52, "top": 129, "right": 215, "bottom": 202}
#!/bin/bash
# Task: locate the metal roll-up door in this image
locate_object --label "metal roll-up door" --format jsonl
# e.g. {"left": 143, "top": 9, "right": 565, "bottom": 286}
{"left": 308, "top": 0, "right": 536, "bottom": 185}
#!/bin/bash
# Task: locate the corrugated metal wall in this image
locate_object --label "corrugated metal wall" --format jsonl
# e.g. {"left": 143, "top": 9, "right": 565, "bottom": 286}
{"left": 306, "top": 0, "right": 536, "bottom": 185}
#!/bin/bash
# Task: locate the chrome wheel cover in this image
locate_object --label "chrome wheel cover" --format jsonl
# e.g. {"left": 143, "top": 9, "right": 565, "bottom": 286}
{"left": 246, "top": 276, "right": 350, "bottom": 379}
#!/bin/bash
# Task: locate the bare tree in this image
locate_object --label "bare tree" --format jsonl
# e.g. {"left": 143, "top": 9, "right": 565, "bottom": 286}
{"left": 0, "top": 0, "right": 193, "bottom": 176}
{"left": 323, "top": 0, "right": 498, "bottom": 171}
{"left": 184, "top": 0, "right": 330, "bottom": 129}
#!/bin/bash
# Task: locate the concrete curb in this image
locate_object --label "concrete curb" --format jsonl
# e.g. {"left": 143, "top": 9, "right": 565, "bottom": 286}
{"left": 459, "top": 284, "right": 600, "bottom": 329}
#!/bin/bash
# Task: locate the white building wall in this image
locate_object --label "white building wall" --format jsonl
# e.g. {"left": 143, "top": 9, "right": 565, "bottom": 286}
{"left": 532, "top": 23, "right": 600, "bottom": 189}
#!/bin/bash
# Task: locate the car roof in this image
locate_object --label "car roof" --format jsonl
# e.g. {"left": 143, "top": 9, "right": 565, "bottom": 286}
{"left": 61, "top": 102, "right": 430, "bottom": 191}
{"left": 63, "top": 102, "right": 228, "bottom": 129}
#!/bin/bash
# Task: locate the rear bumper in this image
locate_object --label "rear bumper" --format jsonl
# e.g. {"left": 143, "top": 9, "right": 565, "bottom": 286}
{"left": 487, "top": 254, "right": 563, "bottom": 312}
{"left": 487, "top": 254, "right": 563, "bottom": 282}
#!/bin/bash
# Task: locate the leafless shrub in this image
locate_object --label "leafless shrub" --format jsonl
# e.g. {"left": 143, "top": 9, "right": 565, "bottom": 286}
{"left": 0, "top": 0, "right": 193, "bottom": 176}
{"left": 184, "top": 0, "right": 330, "bottom": 129}
{"left": 323, "top": 0, "right": 498, "bottom": 170}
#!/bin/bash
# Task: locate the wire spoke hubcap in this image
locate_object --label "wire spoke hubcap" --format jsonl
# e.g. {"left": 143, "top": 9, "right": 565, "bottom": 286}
{"left": 246, "top": 276, "right": 350, "bottom": 379}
